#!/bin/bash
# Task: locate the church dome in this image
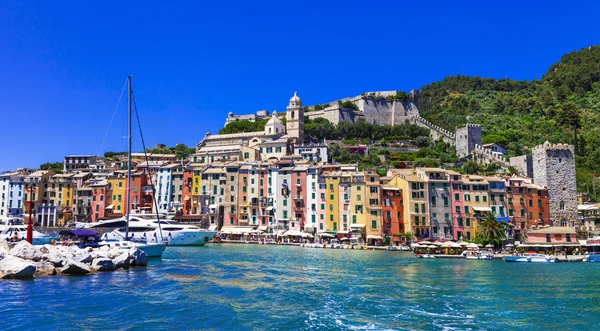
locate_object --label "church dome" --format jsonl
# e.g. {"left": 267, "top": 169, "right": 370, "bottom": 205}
{"left": 266, "top": 112, "right": 283, "bottom": 126}
{"left": 289, "top": 91, "right": 301, "bottom": 103}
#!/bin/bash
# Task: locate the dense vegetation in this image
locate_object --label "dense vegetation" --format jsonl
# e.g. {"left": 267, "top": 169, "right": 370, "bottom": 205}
{"left": 419, "top": 45, "right": 600, "bottom": 200}
{"left": 39, "top": 162, "right": 63, "bottom": 174}
{"left": 304, "top": 118, "right": 430, "bottom": 143}
{"left": 145, "top": 144, "right": 196, "bottom": 159}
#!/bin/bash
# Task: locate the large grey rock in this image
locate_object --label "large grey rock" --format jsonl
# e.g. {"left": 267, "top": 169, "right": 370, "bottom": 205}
{"left": 74, "top": 253, "right": 93, "bottom": 264}
{"left": 113, "top": 252, "right": 130, "bottom": 269}
{"left": 130, "top": 249, "right": 148, "bottom": 266}
{"left": 60, "top": 259, "right": 91, "bottom": 275}
{"left": 9, "top": 241, "right": 43, "bottom": 261}
{"left": 34, "top": 261, "right": 57, "bottom": 276}
{"left": 0, "top": 255, "right": 37, "bottom": 279}
{"left": 44, "top": 252, "right": 66, "bottom": 267}
{"left": 91, "top": 258, "right": 116, "bottom": 272}
{"left": 0, "top": 246, "right": 7, "bottom": 260}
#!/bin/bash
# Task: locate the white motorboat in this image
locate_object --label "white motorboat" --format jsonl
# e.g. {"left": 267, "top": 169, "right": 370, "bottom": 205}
{"left": 417, "top": 253, "right": 435, "bottom": 259}
{"left": 462, "top": 250, "right": 494, "bottom": 260}
{"left": 89, "top": 216, "right": 217, "bottom": 246}
{"left": 0, "top": 218, "right": 53, "bottom": 245}
{"left": 326, "top": 238, "right": 342, "bottom": 249}
{"left": 503, "top": 253, "right": 558, "bottom": 263}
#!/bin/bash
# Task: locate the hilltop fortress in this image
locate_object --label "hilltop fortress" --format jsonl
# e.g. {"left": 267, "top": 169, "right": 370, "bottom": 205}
{"left": 225, "top": 90, "right": 458, "bottom": 144}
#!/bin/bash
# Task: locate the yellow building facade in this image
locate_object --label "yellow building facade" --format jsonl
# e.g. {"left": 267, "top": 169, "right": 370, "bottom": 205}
{"left": 324, "top": 172, "right": 340, "bottom": 232}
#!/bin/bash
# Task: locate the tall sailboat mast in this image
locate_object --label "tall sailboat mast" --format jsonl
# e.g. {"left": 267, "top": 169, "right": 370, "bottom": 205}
{"left": 125, "top": 75, "right": 132, "bottom": 240}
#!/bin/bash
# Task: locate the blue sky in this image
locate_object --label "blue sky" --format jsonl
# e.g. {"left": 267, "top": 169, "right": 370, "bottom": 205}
{"left": 1, "top": 0, "right": 598, "bottom": 171}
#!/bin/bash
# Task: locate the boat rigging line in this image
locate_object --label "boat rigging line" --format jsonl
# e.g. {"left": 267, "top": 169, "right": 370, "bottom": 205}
{"left": 96, "top": 78, "right": 128, "bottom": 157}
{"left": 131, "top": 90, "right": 165, "bottom": 243}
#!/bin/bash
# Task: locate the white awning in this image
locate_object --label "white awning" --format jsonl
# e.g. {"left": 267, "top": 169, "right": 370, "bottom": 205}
{"left": 257, "top": 225, "right": 268, "bottom": 231}
{"left": 367, "top": 235, "right": 383, "bottom": 240}
{"left": 209, "top": 204, "right": 218, "bottom": 209}
{"left": 472, "top": 206, "right": 492, "bottom": 212}
{"left": 350, "top": 224, "right": 366, "bottom": 228}
{"left": 266, "top": 206, "right": 274, "bottom": 211}
{"left": 105, "top": 204, "right": 114, "bottom": 210}
{"left": 208, "top": 225, "right": 217, "bottom": 231}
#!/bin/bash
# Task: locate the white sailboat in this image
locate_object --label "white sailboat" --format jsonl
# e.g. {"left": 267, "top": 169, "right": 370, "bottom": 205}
{"left": 99, "top": 76, "right": 166, "bottom": 257}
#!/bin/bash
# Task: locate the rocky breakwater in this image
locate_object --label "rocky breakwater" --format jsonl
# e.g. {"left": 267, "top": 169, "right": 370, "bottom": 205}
{"left": 0, "top": 239, "right": 149, "bottom": 279}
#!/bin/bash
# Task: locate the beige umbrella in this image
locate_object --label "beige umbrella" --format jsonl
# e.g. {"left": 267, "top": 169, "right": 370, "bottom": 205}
{"left": 485, "top": 244, "right": 494, "bottom": 248}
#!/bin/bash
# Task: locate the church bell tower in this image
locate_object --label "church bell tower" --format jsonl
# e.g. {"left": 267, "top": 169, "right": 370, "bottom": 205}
{"left": 286, "top": 91, "right": 304, "bottom": 144}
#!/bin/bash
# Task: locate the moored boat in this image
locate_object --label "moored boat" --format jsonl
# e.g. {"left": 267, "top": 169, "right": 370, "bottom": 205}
{"left": 584, "top": 237, "right": 600, "bottom": 262}
{"left": 503, "top": 253, "right": 558, "bottom": 263}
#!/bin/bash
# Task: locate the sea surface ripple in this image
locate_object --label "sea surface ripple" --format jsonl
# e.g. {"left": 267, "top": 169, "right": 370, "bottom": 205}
{"left": 1, "top": 244, "right": 599, "bottom": 330}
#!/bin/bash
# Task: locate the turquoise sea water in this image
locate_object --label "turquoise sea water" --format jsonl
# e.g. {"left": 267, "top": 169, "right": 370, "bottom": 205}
{"left": 2, "top": 244, "right": 600, "bottom": 330}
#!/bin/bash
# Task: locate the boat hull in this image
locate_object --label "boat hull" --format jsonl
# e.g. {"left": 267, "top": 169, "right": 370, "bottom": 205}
{"left": 103, "top": 229, "right": 217, "bottom": 246}
{"left": 503, "top": 255, "right": 557, "bottom": 263}
{"left": 586, "top": 254, "right": 600, "bottom": 263}
{"left": 135, "top": 243, "right": 166, "bottom": 257}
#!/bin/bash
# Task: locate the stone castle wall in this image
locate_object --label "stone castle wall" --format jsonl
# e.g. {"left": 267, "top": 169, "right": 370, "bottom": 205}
{"left": 532, "top": 142, "right": 577, "bottom": 225}
{"left": 471, "top": 144, "right": 510, "bottom": 168}
{"left": 455, "top": 124, "right": 482, "bottom": 158}
{"left": 509, "top": 155, "right": 533, "bottom": 177}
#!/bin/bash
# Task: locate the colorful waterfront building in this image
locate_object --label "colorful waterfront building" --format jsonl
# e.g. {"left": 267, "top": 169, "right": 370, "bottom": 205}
{"left": 324, "top": 171, "right": 341, "bottom": 232}
{"left": 90, "top": 179, "right": 108, "bottom": 222}
{"left": 202, "top": 165, "right": 226, "bottom": 228}
{"left": 182, "top": 166, "right": 193, "bottom": 215}
{"left": 265, "top": 164, "right": 277, "bottom": 231}
{"left": 460, "top": 175, "right": 490, "bottom": 240}
{"left": 485, "top": 176, "right": 507, "bottom": 219}
{"left": 382, "top": 186, "right": 403, "bottom": 245}
{"left": 23, "top": 170, "right": 53, "bottom": 226}
{"left": 107, "top": 171, "right": 126, "bottom": 217}
{"left": 317, "top": 171, "right": 326, "bottom": 233}
{"left": 525, "top": 184, "right": 550, "bottom": 227}
{"left": 387, "top": 169, "right": 429, "bottom": 240}
{"left": 256, "top": 164, "right": 270, "bottom": 231}
{"left": 505, "top": 176, "right": 530, "bottom": 240}
{"left": 72, "top": 172, "right": 93, "bottom": 221}
{"left": 237, "top": 164, "right": 250, "bottom": 226}
{"left": 276, "top": 166, "right": 293, "bottom": 232}
{"left": 47, "top": 173, "right": 74, "bottom": 226}
{"left": 417, "top": 168, "right": 452, "bottom": 240}
{"left": 365, "top": 171, "right": 383, "bottom": 244}
{"left": 170, "top": 164, "right": 186, "bottom": 214}
{"left": 129, "top": 172, "right": 154, "bottom": 214}
{"left": 291, "top": 165, "right": 307, "bottom": 232}
{"left": 305, "top": 166, "right": 321, "bottom": 234}
{"left": 448, "top": 170, "right": 464, "bottom": 240}
{"left": 190, "top": 163, "right": 203, "bottom": 214}
{"left": 339, "top": 172, "right": 353, "bottom": 234}
{"left": 0, "top": 171, "right": 28, "bottom": 218}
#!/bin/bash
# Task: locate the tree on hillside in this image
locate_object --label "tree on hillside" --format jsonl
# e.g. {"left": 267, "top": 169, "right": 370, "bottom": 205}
{"left": 40, "top": 162, "right": 63, "bottom": 174}
{"left": 462, "top": 161, "right": 481, "bottom": 174}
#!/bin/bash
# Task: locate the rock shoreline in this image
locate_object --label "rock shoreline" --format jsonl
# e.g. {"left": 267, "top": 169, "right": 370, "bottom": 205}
{"left": 0, "top": 239, "right": 149, "bottom": 279}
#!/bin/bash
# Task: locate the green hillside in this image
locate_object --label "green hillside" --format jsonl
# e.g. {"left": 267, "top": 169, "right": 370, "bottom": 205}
{"left": 419, "top": 45, "right": 600, "bottom": 200}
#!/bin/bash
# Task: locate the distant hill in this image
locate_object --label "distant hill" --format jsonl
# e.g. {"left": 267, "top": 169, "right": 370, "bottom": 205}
{"left": 418, "top": 45, "right": 600, "bottom": 199}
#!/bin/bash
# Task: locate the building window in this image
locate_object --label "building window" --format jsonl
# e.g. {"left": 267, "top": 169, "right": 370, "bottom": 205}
{"left": 566, "top": 234, "right": 571, "bottom": 242}
{"left": 546, "top": 234, "right": 551, "bottom": 242}
{"left": 371, "top": 220, "right": 377, "bottom": 229}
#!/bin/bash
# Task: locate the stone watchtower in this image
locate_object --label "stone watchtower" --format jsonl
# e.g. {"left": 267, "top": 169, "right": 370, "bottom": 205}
{"left": 455, "top": 124, "right": 482, "bottom": 158}
{"left": 286, "top": 91, "right": 304, "bottom": 144}
{"left": 532, "top": 141, "right": 577, "bottom": 226}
